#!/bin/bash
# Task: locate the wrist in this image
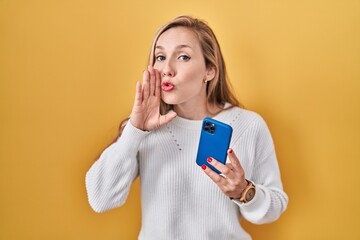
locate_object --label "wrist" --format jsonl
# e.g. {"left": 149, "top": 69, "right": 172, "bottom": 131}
{"left": 230, "top": 179, "right": 256, "bottom": 204}
{"left": 230, "top": 180, "right": 248, "bottom": 199}
{"left": 129, "top": 118, "right": 145, "bottom": 131}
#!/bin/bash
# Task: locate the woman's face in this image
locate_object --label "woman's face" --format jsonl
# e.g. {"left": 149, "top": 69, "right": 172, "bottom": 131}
{"left": 153, "top": 27, "right": 214, "bottom": 107}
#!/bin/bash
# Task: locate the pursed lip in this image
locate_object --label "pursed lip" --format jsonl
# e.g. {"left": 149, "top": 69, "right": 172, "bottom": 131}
{"left": 161, "top": 81, "right": 175, "bottom": 92}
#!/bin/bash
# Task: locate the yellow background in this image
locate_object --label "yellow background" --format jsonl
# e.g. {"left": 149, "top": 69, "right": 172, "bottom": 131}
{"left": 1, "top": 0, "right": 359, "bottom": 239}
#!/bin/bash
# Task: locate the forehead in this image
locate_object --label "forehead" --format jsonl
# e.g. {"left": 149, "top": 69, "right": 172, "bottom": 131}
{"left": 155, "top": 26, "right": 201, "bottom": 50}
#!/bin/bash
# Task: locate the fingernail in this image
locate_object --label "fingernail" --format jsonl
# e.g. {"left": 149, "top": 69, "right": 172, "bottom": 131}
{"left": 207, "top": 157, "right": 212, "bottom": 163}
{"left": 229, "top": 148, "right": 233, "bottom": 154}
{"left": 201, "top": 164, "right": 207, "bottom": 170}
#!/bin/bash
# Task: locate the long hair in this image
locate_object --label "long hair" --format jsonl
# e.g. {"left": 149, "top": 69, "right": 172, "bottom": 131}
{"left": 116, "top": 15, "right": 240, "bottom": 138}
{"left": 149, "top": 15, "right": 240, "bottom": 114}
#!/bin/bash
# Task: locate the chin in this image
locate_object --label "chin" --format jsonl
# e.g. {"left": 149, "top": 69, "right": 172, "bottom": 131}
{"left": 161, "top": 99, "right": 179, "bottom": 105}
{"left": 161, "top": 96, "right": 181, "bottom": 105}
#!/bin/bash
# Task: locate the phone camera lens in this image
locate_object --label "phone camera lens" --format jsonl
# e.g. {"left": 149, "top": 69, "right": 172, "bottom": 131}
{"left": 209, "top": 124, "right": 215, "bottom": 133}
{"left": 204, "top": 121, "right": 216, "bottom": 133}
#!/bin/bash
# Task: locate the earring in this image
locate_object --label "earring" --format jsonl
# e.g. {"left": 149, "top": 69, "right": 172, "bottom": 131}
{"left": 203, "top": 79, "right": 208, "bottom": 83}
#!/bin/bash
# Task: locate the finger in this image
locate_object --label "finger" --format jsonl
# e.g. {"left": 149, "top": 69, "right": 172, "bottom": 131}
{"left": 227, "top": 148, "right": 244, "bottom": 173}
{"left": 201, "top": 164, "right": 228, "bottom": 188}
{"left": 148, "top": 65, "right": 156, "bottom": 96}
{"left": 154, "top": 68, "right": 161, "bottom": 98}
{"left": 159, "top": 111, "right": 177, "bottom": 125}
{"left": 142, "top": 68, "right": 150, "bottom": 100}
{"left": 134, "top": 81, "right": 142, "bottom": 106}
{"left": 225, "top": 163, "right": 234, "bottom": 171}
{"left": 207, "top": 157, "right": 236, "bottom": 180}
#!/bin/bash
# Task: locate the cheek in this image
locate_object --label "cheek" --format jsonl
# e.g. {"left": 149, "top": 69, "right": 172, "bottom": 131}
{"left": 182, "top": 65, "right": 206, "bottom": 83}
{"left": 183, "top": 73, "right": 206, "bottom": 95}
{"left": 153, "top": 62, "right": 160, "bottom": 71}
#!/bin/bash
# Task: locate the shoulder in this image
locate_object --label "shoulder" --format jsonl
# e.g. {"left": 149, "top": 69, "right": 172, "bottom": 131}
{"left": 222, "top": 106, "right": 265, "bottom": 125}
{"left": 219, "top": 106, "right": 271, "bottom": 141}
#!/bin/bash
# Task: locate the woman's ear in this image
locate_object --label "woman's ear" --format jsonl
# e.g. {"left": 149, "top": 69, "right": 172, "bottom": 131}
{"left": 205, "top": 66, "right": 216, "bottom": 82}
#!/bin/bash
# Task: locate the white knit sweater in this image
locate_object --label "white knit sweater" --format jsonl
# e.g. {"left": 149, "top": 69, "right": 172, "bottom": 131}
{"left": 85, "top": 106, "right": 288, "bottom": 240}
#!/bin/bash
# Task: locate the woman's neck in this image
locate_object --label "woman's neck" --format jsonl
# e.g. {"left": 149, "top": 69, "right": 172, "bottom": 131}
{"left": 173, "top": 101, "right": 223, "bottom": 120}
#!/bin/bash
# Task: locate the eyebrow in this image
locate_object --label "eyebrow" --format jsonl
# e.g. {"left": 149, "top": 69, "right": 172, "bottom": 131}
{"left": 155, "top": 44, "right": 193, "bottom": 50}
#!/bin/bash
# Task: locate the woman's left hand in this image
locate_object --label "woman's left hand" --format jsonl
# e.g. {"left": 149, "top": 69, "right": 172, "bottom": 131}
{"left": 201, "top": 148, "right": 248, "bottom": 199}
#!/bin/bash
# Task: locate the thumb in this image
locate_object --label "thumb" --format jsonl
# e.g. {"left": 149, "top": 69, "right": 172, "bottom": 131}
{"left": 160, "top": 111, "right": 177, "bottom": 125}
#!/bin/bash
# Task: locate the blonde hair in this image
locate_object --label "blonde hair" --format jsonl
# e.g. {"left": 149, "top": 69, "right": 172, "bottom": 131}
{"left": 149, "top": 15, "right": 240, "bottom": 114}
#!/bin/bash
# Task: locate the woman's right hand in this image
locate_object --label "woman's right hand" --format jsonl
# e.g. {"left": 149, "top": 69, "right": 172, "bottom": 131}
{"left": 129, "top": 65, "right": 177, "bottom": 131}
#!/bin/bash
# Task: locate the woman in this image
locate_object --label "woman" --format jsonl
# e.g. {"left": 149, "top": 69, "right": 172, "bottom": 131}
{"left": 86, "top": 15, "right": 288, "bottom": 239}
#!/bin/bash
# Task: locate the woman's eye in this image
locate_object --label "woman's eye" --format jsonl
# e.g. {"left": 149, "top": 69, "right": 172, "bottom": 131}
{"left": 156, "top": 55, "right": 166, "bottom": 62}
{"left": 178, "top": 55, "right": 190, "bottom": 61}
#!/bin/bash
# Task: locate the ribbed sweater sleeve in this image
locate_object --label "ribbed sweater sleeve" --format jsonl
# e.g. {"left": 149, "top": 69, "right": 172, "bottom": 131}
{"left": 85, "top": 122, "right": 149, "bottom": 213}
{"left": 234, "top": 115, "right": 288, "bottom": 224}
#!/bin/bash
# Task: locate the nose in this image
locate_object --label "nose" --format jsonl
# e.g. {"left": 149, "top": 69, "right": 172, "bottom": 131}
{"left": 162, "top": 71, "right": 174, "bottom": 77}
{"left": 160, "top": 60, "right": 175, "bottom": 78}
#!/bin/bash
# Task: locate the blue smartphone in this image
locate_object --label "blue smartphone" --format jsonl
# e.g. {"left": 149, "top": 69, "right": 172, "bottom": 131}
{"left": 196, "top": 117, "right": 233, "bottom": 174}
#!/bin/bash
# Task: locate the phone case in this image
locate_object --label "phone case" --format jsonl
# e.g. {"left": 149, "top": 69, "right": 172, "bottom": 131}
{"left": 196, "top": 117, "right": 233, "bottom": 174}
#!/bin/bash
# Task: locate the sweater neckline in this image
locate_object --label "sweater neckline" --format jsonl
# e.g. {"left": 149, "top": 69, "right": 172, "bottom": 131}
{"left": 171, "top": 116, "right": 203, "bottom": 130}
{"left": 170, "top": 103, "right": 234, "bottom": 131}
